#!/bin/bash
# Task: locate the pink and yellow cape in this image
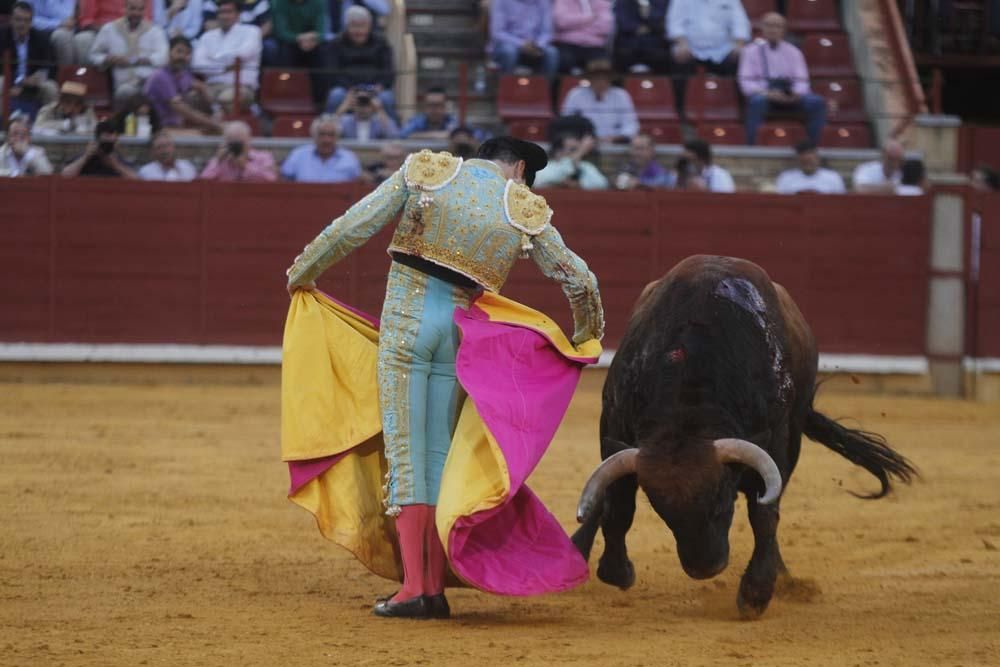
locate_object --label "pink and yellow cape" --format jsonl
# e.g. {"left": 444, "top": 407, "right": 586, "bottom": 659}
{"left": 280, "top": 290, "right": 601, "bottom": 595}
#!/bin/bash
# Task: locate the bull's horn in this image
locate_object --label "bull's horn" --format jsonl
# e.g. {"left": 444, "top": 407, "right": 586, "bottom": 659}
{"left": 576, "top": 449, "right": 639, "bottom": 523}
{"left": 713, "top": 438, "right": 783, "bottom": 505}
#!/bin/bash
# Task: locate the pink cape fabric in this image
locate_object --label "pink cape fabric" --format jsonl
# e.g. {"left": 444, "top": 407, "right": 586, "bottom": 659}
{"left": 287, "top": 297, "right": 594, "bottom": 595}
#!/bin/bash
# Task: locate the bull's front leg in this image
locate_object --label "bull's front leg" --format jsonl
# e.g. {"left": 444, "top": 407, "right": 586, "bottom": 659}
{"left": 737, "top": 495, "right": 782, "bottom": 619}
{"left": 595, "top": 473, "right": 639, "bottom": 589}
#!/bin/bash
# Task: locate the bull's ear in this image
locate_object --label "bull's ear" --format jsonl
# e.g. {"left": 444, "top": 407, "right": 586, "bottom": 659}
{"left": 601, "top": 438, "right": 633, "bottom": 456}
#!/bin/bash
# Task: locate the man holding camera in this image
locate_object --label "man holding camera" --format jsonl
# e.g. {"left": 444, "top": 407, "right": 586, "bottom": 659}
{"left": 61, "top": 119, "right": 138, "bottom": 178}
{"left": 333, "top": 86, "right": 399, "bottom": 140}
{"left": 737, "top": 12, "right": 826, "bottom": 146}
{"left": 200, "top": 120, "right": 277, "bottom": 181}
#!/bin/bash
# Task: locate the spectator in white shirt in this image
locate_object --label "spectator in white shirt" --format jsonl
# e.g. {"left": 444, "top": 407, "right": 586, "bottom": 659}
{"left": 676, "top": 138, "right": 735, "bottom": 192}
{"left": 560, "top": 58, "right": 639, "bottom": 143}
{"left": 895, "top": 158, "right": 926, "bottom": 196}
{"left": 0, "top": 116, "right": 53, "bottom": 177}
{"left": 138, "top": 131, "right": 198, "bottom": 180}
{"left": 152, "top": 0, "right": 204, "bottom": 40}
{"left": 775, "top": 141, "right": 845, "bottom": 194}
{"left": 667, "top": 0, "right": 749, "bottom": 121}
{"left": 89, "top": 0, "right": 169, "bottom": 108}
{"left": 192, "top": 0, "right": 262, "bottom": 107}
{"left": 853, "top": 139, "right": 904, "bottom": 193}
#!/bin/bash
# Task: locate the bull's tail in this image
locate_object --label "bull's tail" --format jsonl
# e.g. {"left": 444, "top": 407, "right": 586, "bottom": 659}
{"left": 804, "top": 409, "right": 918, "bottom": 499}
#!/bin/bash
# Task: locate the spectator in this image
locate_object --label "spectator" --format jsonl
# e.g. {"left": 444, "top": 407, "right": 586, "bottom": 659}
{"left": 613, "top": 0, "right": 670, "bottom": 74}
{"left": 447, "top": 126, "right": 479, "bottom": 160}
{"left": 488, "top": 0, "right": 558, "bottom": 78}
{"left": 738, "top": 13, "right": 826, "bottom": 146}
{"left": 0, "top": 115, "right": 53, "bottom": 176}
{"left": 667, "top": 0, "right": 749, "bottom": 121}
{"left": 775, "top": 141, "right": 845, "bottom": 194}
{"left": 138, "top": 130, "right": 197, "bottom": 179}
{"left": 333, "top": 86, "right": 399, "bottom": 140}
{"left": 896, "top": 158, "right": 926, "bottom": 196}
{"left": 144, "top": 35, "right": 222, "bottom": 132}
{"left": 270, "top": 0, "right": 327, "bottom": 103}
{"left": 560, "top": 58, "right": 639, "bottom": 143}
{"left": 399, "top": 87, "right": 459, "bottom": 140}
{"left": 279, "top": 114, "right": 361, "bottom": 183}
{"left": 362, "top": 139, "right": 405, "bottom": 185}
{"left": 89, "top": 0, "right": 169, "bottom": 108}
{"left": 200, "top": 119, "right": 277, "bottom": 181}
{"left": 324, "top": 6, "right": 394, "bottom": 116}
{"left": 33, "top": 80, "right": 99, "bottom": 135}
{"left": 675, "top": 138, "right": 734, "bottom": 192}
{"left": 152, "top": 0, "right": 203, "bottom": 40}
{"left": 534, "top": 133, "right": 609, "bottom": 190}
{"left": 192, "top": 0, "right": 262, "bottom": 108}
{"left": 25, "top": 0, "right": 76, "bottom": 64}
{"left": 61, "top": 118, "right": 138, "bottom": 177}
{"left": 75, "top": 0, "right": 154, "bottom": 64}
{"left": 323, "top": 0, "right": 388, "bottom": 40}
{"left": 202, "top": 0, "right": 270, "bottom": 32}
{"left": 852, "top": 139, "right": 903, "bottom": 193}
{"left": 0, "top": 2, "right": 58, "bottom": 117}
{"left": 551, "top": 0, "right": 613, "bottom": 74}
{"left": 970, "top": 164, "right": 999, "bottom": 192}
{"left": 614, "top": 132, "right": 674, "bottom": 190}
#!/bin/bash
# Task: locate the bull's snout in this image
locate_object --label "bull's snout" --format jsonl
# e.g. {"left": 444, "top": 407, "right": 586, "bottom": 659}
{"left": 681, "top": 557, "right": 728, "bottom": 580}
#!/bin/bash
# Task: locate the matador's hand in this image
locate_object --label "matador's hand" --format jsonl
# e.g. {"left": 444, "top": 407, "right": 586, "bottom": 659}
{"left": 286, "top": 280, "right": 317, "bottom": 296}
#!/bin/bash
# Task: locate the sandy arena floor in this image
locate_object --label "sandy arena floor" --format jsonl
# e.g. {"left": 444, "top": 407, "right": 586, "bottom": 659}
{"left": 1, "top": 365, "right": 998, "bottom": 667}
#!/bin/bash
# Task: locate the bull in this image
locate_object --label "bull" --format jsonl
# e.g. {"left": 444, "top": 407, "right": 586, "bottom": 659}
{"left": 572, "top": 255, "right": 917, "bottom": 618}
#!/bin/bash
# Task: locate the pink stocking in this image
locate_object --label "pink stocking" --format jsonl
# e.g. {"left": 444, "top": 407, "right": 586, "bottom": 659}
{"left": 392, "top": 504, "right": 429, "bottom": 603}
{"left": 424, "top": 505, "right": 447, "bottom": 595}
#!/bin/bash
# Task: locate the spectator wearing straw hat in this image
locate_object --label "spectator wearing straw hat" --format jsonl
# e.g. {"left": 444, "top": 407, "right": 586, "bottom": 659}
{"left": 33, "top": 80, "right": 99, "bottom": 135}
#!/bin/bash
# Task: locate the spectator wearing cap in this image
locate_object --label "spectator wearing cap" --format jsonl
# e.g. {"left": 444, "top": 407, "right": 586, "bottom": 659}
{"left": 75, "top": 0, "right": 154, "bottom": 64}
{"left": 200, "top": 119, "right": 277, "bottom": 181}
{"left": 33, "top": 81, "right": 99, "bottom": 135}
{"left": 551, "top": 0, "right": 613, "bottom": 74}
{"left": 738, "top": 12, "right": 826, "bottom": 146}
{"left": 488, "top": 0, "right": 559, "bottom": 78}
{"left": 852, "top": 139, "right": 904, "bottom": 193}
{"left": 667, "top": 0, "right": 749, "bottom": 121}
{"left": 138, "top": 130, "right": 197, "bottom": 180}
{"left": 324, "top": 6, "right": 395, "bottom": 116}
{"left": 534, "top": 133, "right": 609, "bottom": 190}
{"left": 152, "top": 0, "right": 204, "bottom": 40}
{"left": 675, "top": 138, "right": 734, "bottom": 192}
{"left": 144, "top": 35, "right": 222, "bottom": 132}
{"left": 560, "top": 59, "right": 639, "bottom": 143}
{"left": 333, "top": 86, "right": 399, "bottom": 140}
{"left": 614, "top": 132, "right": 674, "bottom": 190}
{"left": 613, "top": 0, "right": 670, "bottom": 74}
{"left": 775, "top": 141, "right": 845, "bottom": 194}
{"left": 21, "top": 0, "right": 76, "bottom": 65}
{"left": 89, "top": 0, "right": 169, "bottom": 108}
{"left": 192, "top": 0, "right": 262, "bottom": 107}
{"left": 0, "top": 115, "right": 53, "bottom": 176}
{"left": 0, "top": 2, "right": 58, "bottom": 116}
{"left": 61, "top": 118, "right": 139, "bottom": 177}
{"left": 896, "top": 159, "right": 926, "bottom": 196}
{"left": 279, "top": 114, "right": 361, "bottom": 183}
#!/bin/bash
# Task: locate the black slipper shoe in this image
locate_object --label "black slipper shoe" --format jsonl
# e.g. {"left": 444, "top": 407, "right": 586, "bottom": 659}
{"left": 424, "top": 593, "right": 451, "bottom": 619}
{"left": 372, "top": 594, "right": 430, "bottom": 619}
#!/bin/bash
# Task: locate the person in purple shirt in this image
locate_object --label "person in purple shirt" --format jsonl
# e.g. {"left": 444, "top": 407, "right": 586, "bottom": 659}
{"left": 614, "top": 133, "right": 675, "bottom": 189}
{"left": 144, "top": 35, "right": 222, "bottom": 133}
{"left": 488, "top": 0, "right": 558, "bottom": 77}
{"left": 280, "top": 114, "right": 362, "bottom": 183}
{"left": 737, "top": 12, "right": 827, "bottom": 145}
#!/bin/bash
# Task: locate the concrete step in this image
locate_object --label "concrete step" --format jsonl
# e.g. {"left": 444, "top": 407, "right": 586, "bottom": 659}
{"left": 406, "top": 0, "right": 478, "bottom": 14}
{"left": 406, "top": 12, "right": 479, "bottom": 33}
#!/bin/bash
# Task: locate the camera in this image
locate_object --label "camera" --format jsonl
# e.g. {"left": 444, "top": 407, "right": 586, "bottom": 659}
{"left": 227, "top": 140, "right": 244, "bottom": 156}
{"left": 768, "top": 77, "right": 793, "bottom": 95}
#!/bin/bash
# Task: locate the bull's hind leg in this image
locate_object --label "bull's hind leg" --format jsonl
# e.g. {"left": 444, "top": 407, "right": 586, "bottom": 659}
{"left": 595, "top": 473, "right": 639, "bottom": 589}
{"left": 737, "top": 496, "right": 782, "bottom": 619}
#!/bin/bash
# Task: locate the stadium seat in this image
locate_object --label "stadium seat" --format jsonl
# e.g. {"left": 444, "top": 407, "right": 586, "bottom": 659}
{"left": 507, "top": 119, "right": 550, "bottom": 141}
{"left": 260, "top": 69, "right": 314, "bottom": 116}
{"left": 640, "top": 120, "right": 683, "bottom": 144}
{"left": 58, "top": 65, "right": 112, "bottom": 110}
{"left": 787, "top": 0, "right": 841, "bottom": 33}
{"left": 497, "top": 75, "right": 553, "bottom": 121}
{"left": 625, "top": 76, "right": 678, "bottom": 121}
{"left": 271, "top": 114, "right": 316, "bottom": 138}
{"left": 758, "top": 122, "right": 807, "bottom": 146}
{"left": 802, "top": 34, "right": 854, "bottom": 77}
{"left": 820, "top": 124, "right": 873, "bottom": 148}
{"left": 817, "top": 78, "right": 866, "bottom": 123}
{"left": 697, "top": 123, "right": 745, "bottom": 145}
{"left": 691, "top": 75, "right": 740, "bottom": 121}
{"left": 556, "top": 76, "right": 587, "bottom": 111}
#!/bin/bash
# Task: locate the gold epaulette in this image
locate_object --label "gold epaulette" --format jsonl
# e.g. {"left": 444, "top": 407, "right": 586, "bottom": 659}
{"left": 503, "top": 181, "right": 552, "bottom": 236}
{"left": 403, "top": 149, "right": 463, "bottom": 191}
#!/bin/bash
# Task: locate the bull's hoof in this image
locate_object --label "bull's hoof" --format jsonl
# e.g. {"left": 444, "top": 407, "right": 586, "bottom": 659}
{"left": 737, "top": 575, "right": 774, "bottom": 620}
{"left": 597, "top": 555, "right": 635, "bottom": 590}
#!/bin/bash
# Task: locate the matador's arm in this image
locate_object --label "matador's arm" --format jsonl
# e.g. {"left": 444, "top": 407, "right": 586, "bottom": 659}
{"left": 529, "top": 224, "right": 605, "bottom": 344}
{"left": 286, "top": 167, "right": 408, "bottom": 288}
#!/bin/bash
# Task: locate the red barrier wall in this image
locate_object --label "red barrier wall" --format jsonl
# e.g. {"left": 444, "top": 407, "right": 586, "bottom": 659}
{"left": 968, "top": 193, "right": 1000, "bottom": 358}
{"left": 1, "top": 179, "right": 935, "bottom": 355}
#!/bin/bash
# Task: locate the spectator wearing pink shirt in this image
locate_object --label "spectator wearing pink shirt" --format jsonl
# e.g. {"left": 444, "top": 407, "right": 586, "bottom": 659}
{"left": 738, "top": 12, "right": 826, "bottom": 145}
{"left": 551, "top": 0, "right": 613, "bottom": 74}
{"left": 200, "top": 120, "right": 277, "bottom": 181}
